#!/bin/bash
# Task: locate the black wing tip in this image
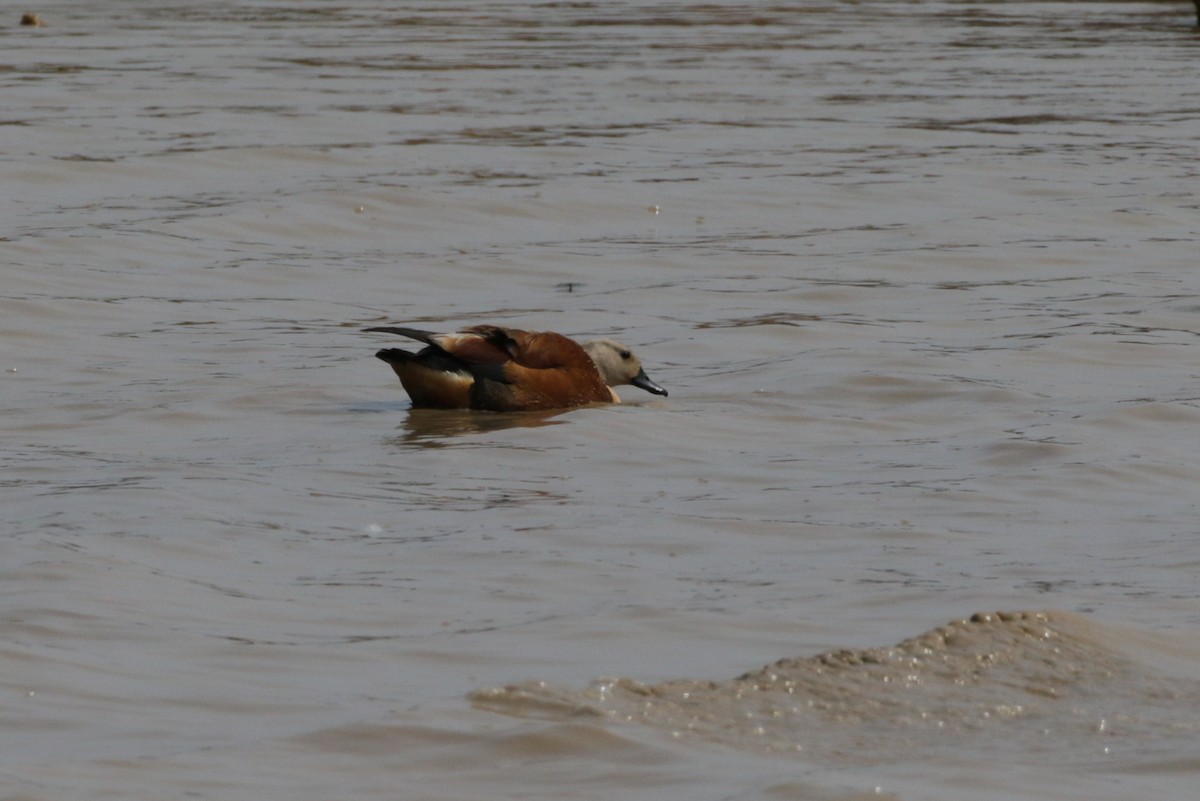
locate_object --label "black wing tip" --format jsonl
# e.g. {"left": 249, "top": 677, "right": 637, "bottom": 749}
{"left": 375, "top": 348, "right": 415, "bottom": 365}
{"left": 363, "top": 326, "right": 437, "bottom": 343}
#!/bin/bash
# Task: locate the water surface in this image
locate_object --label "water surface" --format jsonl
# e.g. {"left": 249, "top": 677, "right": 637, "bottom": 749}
{"left": 4, "top": 2, "right": 1200, "bottom": 799}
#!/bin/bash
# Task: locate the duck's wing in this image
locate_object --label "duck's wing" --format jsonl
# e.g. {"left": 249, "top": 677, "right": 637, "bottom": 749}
{"left": 460, "top": 326, "right": 596, "bottom": 371}
{"left": 366, "top": 324, "right": 613, "bottom": 410}
{"left": 365, "top": 325, "right": 515, "bottom": 364}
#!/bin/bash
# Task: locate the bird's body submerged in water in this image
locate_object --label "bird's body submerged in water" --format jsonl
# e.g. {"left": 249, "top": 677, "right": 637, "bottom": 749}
{"left": 365, "top": 324, "right": 668, "bottom": 412}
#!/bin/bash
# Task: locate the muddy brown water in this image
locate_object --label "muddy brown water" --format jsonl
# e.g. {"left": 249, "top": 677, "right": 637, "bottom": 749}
{"left": 5, "top": 2, "right": 1200, "bottom": 799}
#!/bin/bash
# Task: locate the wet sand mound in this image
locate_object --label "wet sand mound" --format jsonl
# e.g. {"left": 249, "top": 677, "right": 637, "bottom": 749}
{"left": 473, "top": 611, "right": 1200, "bottom": 764}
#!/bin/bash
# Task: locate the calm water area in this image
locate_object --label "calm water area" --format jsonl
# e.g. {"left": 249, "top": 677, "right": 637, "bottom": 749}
{"left": 5, "top": 2, "right": 1200, "bottom": 799}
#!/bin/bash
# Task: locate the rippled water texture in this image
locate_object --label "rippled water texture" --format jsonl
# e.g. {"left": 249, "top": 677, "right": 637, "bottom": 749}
{"left": 5, "top": 2, "right": 1200, "bottom": 799}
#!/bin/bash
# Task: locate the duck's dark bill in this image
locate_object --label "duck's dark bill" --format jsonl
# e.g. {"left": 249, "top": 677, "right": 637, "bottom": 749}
{"left": 630, "top": 371, "right": 668, "bottom": 397}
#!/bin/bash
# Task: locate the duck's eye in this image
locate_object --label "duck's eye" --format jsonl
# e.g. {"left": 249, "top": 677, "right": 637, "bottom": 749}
{"left": 620, "top": 350, "right": 632, "bottom": 360}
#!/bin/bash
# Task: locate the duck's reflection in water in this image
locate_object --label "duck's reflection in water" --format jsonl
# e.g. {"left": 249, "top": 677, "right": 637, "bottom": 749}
{"left": 387, "top": 407, "right": 571, "bottom": 445}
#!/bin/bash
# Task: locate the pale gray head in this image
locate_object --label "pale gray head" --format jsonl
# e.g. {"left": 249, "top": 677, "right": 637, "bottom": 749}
{"left": 582, "top": 339, "right": 668, "bottom": 397}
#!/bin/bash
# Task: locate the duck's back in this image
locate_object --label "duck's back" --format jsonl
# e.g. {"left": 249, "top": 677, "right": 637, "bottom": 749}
{"left": 467, "top": 329, "right": 611, "bottom": 411}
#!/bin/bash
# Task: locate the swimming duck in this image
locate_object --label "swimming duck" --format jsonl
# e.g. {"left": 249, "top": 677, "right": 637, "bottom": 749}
{"left": 364, "top": 324, "right": 668, "bottom": 412}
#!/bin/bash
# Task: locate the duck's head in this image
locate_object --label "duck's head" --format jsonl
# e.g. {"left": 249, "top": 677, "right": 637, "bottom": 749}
{"left": 582, "top": 339, "right": 668, "bottom": 398}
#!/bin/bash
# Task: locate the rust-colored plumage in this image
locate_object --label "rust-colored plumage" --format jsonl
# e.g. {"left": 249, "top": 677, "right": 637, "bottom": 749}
{"left": 364, "top": 324, "right": 668, "bottom": 412}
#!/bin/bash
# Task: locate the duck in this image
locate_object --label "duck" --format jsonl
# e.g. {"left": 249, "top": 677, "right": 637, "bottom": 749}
{"left": 364, "top": 324, "right": 668, "bottom": 412}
